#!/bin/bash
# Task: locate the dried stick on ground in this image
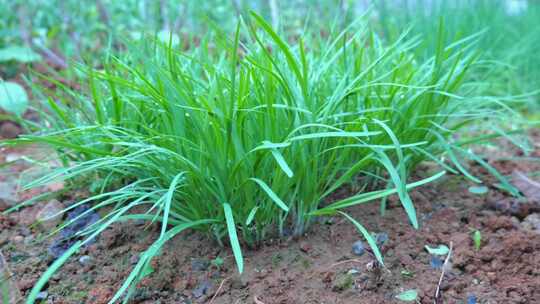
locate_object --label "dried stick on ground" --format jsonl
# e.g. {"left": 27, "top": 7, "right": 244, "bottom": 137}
{"left": 434, "top": 241, "right": 453, "bottom": 303}
{"left": 209, "top": 276, "right": 230, "bottom": 304}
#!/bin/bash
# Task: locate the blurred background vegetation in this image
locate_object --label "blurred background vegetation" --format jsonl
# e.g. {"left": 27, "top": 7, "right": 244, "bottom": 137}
{"left": 0, "top": 0, "right": 539, "bottom": 120}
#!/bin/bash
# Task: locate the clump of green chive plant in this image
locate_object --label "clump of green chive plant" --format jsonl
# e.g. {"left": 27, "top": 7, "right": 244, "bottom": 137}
{"left": 13, "top": 13, "right": 519, "bottom": 303}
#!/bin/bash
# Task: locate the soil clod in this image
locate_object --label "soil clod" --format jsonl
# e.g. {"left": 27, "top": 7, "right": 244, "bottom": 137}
{"left": 192, "top": 279, "right": 212, "bottom": 298}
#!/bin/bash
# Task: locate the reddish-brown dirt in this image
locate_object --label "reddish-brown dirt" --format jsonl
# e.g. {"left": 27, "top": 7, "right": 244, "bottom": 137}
{"left": 1, "top": 134, "right": 539, "bottom": 304}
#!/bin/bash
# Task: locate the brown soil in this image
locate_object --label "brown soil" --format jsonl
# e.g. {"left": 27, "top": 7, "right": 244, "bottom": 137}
{"left": 1, "top": 135, "right": 540, "bottom": 304}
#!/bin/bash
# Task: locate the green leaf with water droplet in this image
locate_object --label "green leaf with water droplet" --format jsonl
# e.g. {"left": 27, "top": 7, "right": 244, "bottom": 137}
{"left": 425, "top": 244, "right": 450, "bottom": 256}
{"left": 395, "top": 289, "right": 418, "bottom": 301}
{"left": 0, "top": 81, "right": 28, "bottom": 115}
{"left": 0, "top": 46, "right": 41, "bottom": 63}
{"left": 468, "top": 186, "right": 488, "bottom": 195}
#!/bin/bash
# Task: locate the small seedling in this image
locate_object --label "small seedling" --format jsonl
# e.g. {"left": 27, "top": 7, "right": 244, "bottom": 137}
{"left": 211, "top": 257, "right": 224, "bottom": 268}
{"left": 473, "top": 230, "right": 482, "bottom": 251}
{"left": 400, "top": 269, "right": 415, "bottom": 278}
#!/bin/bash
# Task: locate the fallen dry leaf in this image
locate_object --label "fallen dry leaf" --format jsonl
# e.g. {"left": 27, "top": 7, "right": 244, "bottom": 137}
{"left": 512, "top": 170, "right": 540, "bottom": 202}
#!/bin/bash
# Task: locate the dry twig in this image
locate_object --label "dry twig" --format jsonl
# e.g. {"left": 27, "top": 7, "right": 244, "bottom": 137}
{"left": 209, "top": 276, "right": 230, "bottom": 304}
{"left": 434, "top": 241, "right": 453, "bottom": 303}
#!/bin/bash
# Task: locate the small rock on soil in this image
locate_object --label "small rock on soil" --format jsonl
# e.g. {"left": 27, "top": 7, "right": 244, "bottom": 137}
{"left": 351, "top": 240, "right": 365, "bottom": 256}
{"left": 35, "top": 199, "right": 64, "bottom": 230}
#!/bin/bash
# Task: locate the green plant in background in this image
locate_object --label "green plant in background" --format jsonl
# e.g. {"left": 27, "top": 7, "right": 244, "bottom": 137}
{"left": 377, "top": 0, "right": 540, "bottom": 105}
{"left": 0, "top": 46, "right": 41, "bottom": 63}
{"left": 0, "top": 81, "right": 29, "bottom": 116}
{"left": 0, "top": 45, "right": 38, "bottom": 117}
{"left": 0, "top": 0, "right": 352, "bottom": 64}
{"left": 4, "top": 11, "right": 523, "bottom": 303}
{"left": 2, "top": 1, "right": 538, "bottom": 109}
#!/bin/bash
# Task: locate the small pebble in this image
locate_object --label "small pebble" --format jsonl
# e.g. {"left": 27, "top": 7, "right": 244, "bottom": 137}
{"left": 36, "top": 291, "right": 48, "bottom": 300}
{"left": 352, "top": 240, "right": 365, "bottom": 256}
{"left": 375, "top": 232, "right": 388, "bottom": 246}
{"left": 430, "top": 256, "right": 443, "bottom": 269}
{"left": 231, "top": 274, "right": 248, "bottom": 289}
{"left": 130, "top": 255, "right": 139, "bottom": 265}
{"left": 467, "top": 294, "right": 477, "bottom": 304}
{"left": 192, "top": 280, "right": 212, "bottom": 298}
{"left": 20, "top": 227, "right": 31, "bottom": 236}
{"left": 191, "top": 259, "right": 210, "bottom": 271}
{"left": 300, "top": 242, "right": 312, "bottom": 253}
{"left": 347, "top": 268, "right": 360, "bottom": 275}
{"left": 79, "top": 255, "right": 92, "bottom": 265}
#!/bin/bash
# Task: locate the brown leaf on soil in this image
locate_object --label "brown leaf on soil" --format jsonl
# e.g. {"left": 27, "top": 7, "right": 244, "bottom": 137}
{"left": 512, "top": 170, "right": 540, "bottom": 202}
{"left": 488, "top": 197, "right": 534, "bottom": 219}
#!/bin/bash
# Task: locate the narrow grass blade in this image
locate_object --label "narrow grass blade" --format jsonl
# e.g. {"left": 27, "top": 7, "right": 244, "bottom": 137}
{"left": 249, "top": 178, "right": 289, "bottom": 212}
{"left": 339, "top": 212, "right": 384, "bottom": 266}
{"left": 26, "top": 241, "right": 82, "bottom": 304}
{"left": 223, "top": 203, "right": 244, "bottom": 273}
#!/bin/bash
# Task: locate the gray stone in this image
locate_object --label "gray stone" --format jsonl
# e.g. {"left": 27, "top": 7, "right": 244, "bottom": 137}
{"left": 352, "top": 240, "right": 365, "bottom": 256}
{"left": 231, "top": 274, "right": 248, "bottom": 289}
{"left": 522, "top": 213, "right": 540, "bottom": 232}
{"left": 375, "top": 232, "right": 389, "bottom": 246}
{"left": 35, "top": 199, "right": 64, "bottom": 230}
{"left": 79, "top": 255, "right": 92, "bottom": 266}
{"left": 36, "top": 291, "right": 48, "bottom": 300}
{"left": 512, "top": 171, "right": 540, "bottom": 202}
{"left": 192, "top": 280, "right": 212, "bottom": 298}
{"left": 0, "top": 182, "right": 18, "bottom": 207}
{"left": 430, "top": 256, "right": 443, "bottom": 269}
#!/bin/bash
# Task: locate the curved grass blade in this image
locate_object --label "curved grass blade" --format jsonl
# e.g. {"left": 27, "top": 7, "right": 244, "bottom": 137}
{"left": 269, "top": 148, "right": 294, "bottom": 178}
{"left": 26, "top": 241, "right": 82, "bottom": 304}
{"left": 109, "top": 219, "right": 217, "bottom": 303}
{"left": 223, "top": 203, "right": 244, "bottom": 273}
{"left": 313, "top": 171, "right": 446, "bottom": 216}
{"left": 375, "top": 150, "right": 418, "bottom": 229}
{"left": 160, "top": 173, "right": 186, "bottom": 237}
{"left": 249, "top": 178, "right": 289, "bottom": 212}
{"left": 339, "top": 212, "right": 384, "bottom": 266}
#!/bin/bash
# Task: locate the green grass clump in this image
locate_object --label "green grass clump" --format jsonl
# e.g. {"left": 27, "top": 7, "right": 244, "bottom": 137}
{"left": 13, "top": 13, "right": 520, "bottom": 303}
